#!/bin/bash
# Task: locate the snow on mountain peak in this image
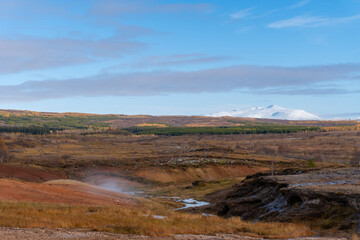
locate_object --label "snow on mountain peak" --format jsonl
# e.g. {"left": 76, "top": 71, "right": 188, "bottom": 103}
{"left": 209, "top": 105, "right": 321, "bottom": 120}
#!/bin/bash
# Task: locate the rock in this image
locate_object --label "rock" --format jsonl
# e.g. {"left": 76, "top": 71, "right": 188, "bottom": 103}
{"left": 200, "top": 168, "right": 360, "bottom": 232}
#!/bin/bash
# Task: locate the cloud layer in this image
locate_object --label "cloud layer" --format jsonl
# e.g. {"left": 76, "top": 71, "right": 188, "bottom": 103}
{"left": 0, "top": 0, "right": 212, "bottom": 74}
{"left": 0, "top": 35, "right": 146, "bottom": 74}
{"left": 0, "top": 64, "right": 359, "bottom": 102}
{"left": 121, "top": 54, "right": 230, "bottom": 69}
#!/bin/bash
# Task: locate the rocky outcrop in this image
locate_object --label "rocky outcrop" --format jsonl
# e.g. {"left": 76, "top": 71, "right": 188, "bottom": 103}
{"left": 201, "top": 168, "right": 360, "bottom": 232}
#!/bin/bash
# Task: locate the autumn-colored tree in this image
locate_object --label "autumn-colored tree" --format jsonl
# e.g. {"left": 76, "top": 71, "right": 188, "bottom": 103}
{"left": 0, "top": 137, "right": 8, "bottom": 162}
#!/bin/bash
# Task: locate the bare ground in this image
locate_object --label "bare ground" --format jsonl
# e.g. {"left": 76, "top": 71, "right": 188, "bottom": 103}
{"left": 0, "top": 228, "right": 346, "bottom": 240}
{"left": 0, "top": 163, "right": 65, "bottom": 182}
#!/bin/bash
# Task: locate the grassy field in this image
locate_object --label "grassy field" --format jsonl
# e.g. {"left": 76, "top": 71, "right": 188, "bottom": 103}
{"left": 2, "top": 131, "right": 356, "bottom": 172}
{"left": 0, "top": 200, "right": 313, "bottom": 238}
{"left": 0, "top": 110, "right": 121, "bottom": 130}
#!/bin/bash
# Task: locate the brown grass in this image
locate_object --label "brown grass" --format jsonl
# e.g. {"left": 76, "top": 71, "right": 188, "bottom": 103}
{"left": 4, "top": 134, "right": 302, "bottom": 169}
{"left": 2, "top": 130, "right": 357, "bottom": 185}
{"left": 135, "top": 165, "right": 267, "bottom": 183}
{"left": 0, "top": 200, "right": 313, "bottom": 238}
{"left": 145, "top": 177, "right": 244, "bottom": 199}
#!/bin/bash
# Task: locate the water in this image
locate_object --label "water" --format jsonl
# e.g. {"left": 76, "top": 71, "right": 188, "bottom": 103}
{"left": 174, "top": 198, "right": 210, "bottom": 210}
{"left": 122, "top": 190, "right": 144, "bottom": 196}
{"left": 202, "top": 212, "right": 216, "bottom": 217}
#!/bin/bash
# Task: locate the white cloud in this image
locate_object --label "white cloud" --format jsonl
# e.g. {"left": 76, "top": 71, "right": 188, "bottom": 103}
{"left": 290, "top": 0, "right": 311, "bottom": 9}
{"left": 120, "top": 54, "right": 230, "bottom": 69}
{"left": 268, "top": 14, "right": 360, "bottom": 28}
{"left": 229, "top": 8, "right": 253, "bottom": 20}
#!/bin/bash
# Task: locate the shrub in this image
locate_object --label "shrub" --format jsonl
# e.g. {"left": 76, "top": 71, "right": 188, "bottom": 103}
{"left": 308, "top": 159, "right": 316, "bottom": 168}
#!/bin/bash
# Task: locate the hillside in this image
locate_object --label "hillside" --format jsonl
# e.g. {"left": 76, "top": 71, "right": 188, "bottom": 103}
{"left": 0, "top": 109, "right": 357, "bottom": 131}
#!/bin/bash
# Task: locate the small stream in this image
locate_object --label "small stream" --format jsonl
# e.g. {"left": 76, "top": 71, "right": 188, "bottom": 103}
{"left": 91, "top": 182, "right": 212, "bottom": 215}
{"left": 173, "top": 197, "right": 210, "bottom": 210}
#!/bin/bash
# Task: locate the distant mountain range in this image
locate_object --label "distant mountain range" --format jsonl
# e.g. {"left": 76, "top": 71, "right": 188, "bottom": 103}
{"left": 322, "top": 113, "right": 360, "bottom": 121}
{"left": 209, "top": 105, "right": 321, "bottom": 120}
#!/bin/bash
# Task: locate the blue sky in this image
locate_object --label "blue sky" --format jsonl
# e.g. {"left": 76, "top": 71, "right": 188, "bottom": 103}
{"left": 0, "top": 0, "right": 359, "bottom": 117}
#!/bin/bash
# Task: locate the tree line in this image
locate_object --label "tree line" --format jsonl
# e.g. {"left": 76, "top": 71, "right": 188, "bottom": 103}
{"left": 123, "top": 125, "right": 321, "bottom": 136}
{"left": 0, "top": 126, "right": 51, "bottom": 135}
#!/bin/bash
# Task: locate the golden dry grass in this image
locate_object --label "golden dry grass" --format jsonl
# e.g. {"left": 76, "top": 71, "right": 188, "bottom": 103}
{"left": 0, "top": 200, "right": 313, "bottom": 238}
{"left": 136, "top": 123, "right": 168, "bottom": 128}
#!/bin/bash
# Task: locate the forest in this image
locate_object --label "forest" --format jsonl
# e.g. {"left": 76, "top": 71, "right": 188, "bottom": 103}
{"left": 123, "top": 125, "right": 321, "bottom": 136}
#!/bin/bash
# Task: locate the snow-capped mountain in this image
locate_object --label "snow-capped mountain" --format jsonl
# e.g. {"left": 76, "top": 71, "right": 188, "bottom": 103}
{"left": 209, "top": 105, "right": 321, "bottom": 120}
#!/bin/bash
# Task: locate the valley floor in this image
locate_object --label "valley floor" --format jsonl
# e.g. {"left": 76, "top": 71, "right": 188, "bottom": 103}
{"left": 0, "top": 130, "right": 359, "bottom": 238}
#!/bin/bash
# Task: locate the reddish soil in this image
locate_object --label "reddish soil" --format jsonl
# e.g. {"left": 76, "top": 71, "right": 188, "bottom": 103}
{"left": 0, "top": 164, "right": 65, "bottom": 182}
{"left": 0, "top": 179, "right": 136, "bottom": 206}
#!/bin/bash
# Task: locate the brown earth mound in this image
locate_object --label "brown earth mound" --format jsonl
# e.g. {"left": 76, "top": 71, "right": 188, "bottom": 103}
{"left": 0, "top": 179, "right": 136, "bottom": 206}
{"left": 0, "top": 164, "right": 65, "bottom": 182}
{"left": 135, "top": 165, "right": 268, "bottom": 183}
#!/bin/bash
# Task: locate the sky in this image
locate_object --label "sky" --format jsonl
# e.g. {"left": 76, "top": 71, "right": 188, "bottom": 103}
{"left": 0, "top": 0, "right": 359, "bottom": 117}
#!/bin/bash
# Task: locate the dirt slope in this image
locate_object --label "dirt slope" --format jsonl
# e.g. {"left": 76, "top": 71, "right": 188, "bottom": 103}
{"left": 0, "top": 179, "right": 136, "bottom": 206}
{"left": 0, "top": 164, "right": 65, "bottom": 182}
{"left": 135, "top": 165, "right": 268, "bottom": 183}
